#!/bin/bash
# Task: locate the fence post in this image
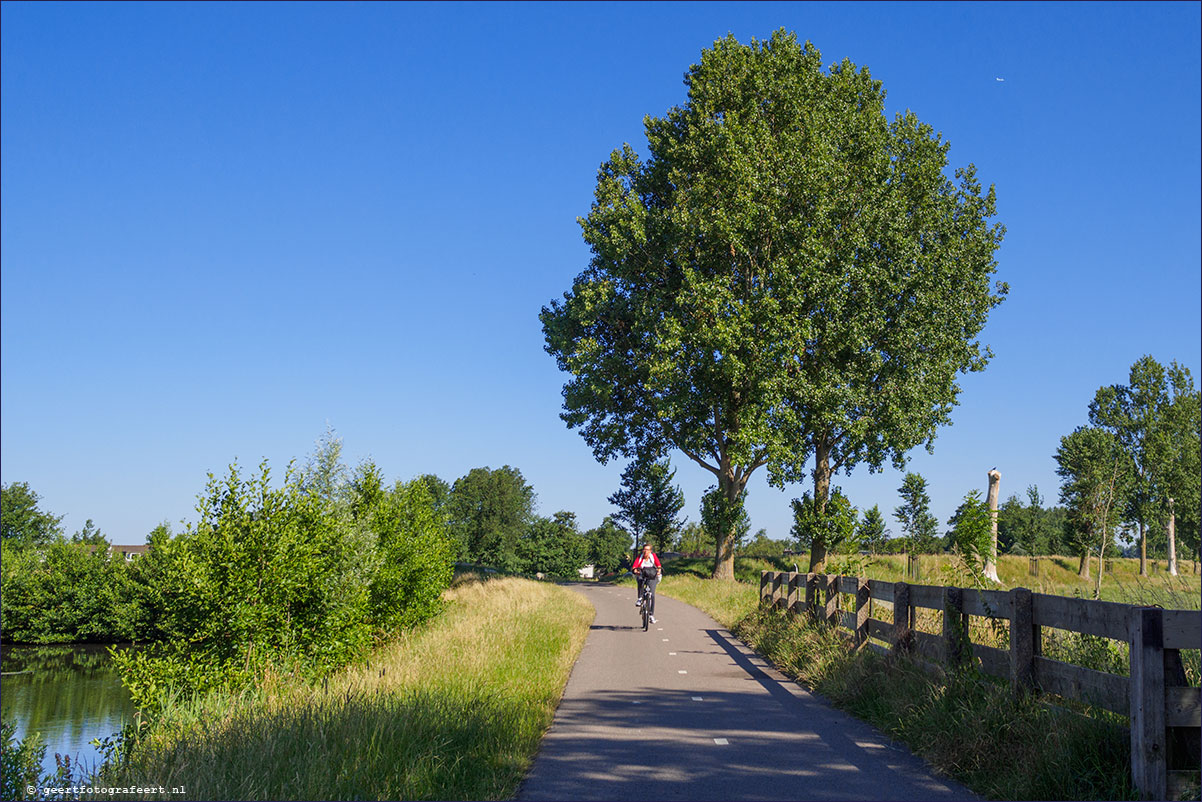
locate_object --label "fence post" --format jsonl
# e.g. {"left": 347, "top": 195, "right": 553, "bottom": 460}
{"left": 823, "top": 574, "right": 839, "bottom": 627}
{"left": 759, "top": 572, "right": 772, "bottom": 605}
{"left": 805, "top": 573, "right": 818, "bottom": 621}
{"left": 1009, "top": 587, "right": 1035, "bottom": 696}
{"left": 854, "top": 578, "right": 870, "bottom": 647}
{"left": 1129, "top": 606, "right": 1167, "bottom": 801}
{"left": 787, "top": 573, "right": 802, "bottom": 614}
{"left": 892, "top": 581, "right": 912, "bottom": 654}
{"left": 942, "top": 586, "right": 967, "bottom": 666}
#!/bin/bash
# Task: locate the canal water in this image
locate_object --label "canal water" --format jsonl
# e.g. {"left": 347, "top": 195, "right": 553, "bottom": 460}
{"left": 0, "top": 644, "right": 136, "bottom": 780}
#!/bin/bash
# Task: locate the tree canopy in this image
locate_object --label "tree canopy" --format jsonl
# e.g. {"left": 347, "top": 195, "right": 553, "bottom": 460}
{"left": 1, "top": 481, "right": 64, "bottom": 548}
{"left": 541, "top": 29, "right": 1006, "bottom": 578}
{"left": 1055, "top": 426, "right": 1129, "bottom": 580}
{"left": 1089, "top": 356, "right": 1199, "bottom": 572}
{"left": 894, "top": 473, "right": 939, "bottom": 554}
{"left": 446, "top": 466, "right": 536, "bottom": 571}
{"left": 607, "top": 458, "right": 686, "bottom": 554}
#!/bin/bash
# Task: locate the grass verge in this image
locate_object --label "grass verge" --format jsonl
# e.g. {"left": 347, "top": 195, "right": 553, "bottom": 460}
{"left": 656, "top": 570, "right": 1144, "bottom": 801}
{"left": 88, "top": 576, "right": 593, "bottom": 801}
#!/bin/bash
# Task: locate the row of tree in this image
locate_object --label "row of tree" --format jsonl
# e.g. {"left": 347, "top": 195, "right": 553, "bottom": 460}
{"left": 1054, "top": 355, "right": 1200, "bottom": 578}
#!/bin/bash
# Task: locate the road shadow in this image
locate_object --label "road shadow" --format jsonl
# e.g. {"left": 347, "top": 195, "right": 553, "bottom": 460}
{"left": 518, "top": 680, "right": 969, "bottom": 801}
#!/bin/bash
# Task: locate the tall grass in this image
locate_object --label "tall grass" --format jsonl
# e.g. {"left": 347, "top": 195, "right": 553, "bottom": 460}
{"left": 88, "top": 576, "right": 593, "bottom": 801}
{"left": 654, "top": 565, "right": 1184, "bottom": 801}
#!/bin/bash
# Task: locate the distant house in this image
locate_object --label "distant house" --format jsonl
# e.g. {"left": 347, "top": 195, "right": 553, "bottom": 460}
{"left": 85, "top": 543, "right": 149, "bottom": 562}
{"left": 112, "top": 544, "right": 149, "bottom": 562}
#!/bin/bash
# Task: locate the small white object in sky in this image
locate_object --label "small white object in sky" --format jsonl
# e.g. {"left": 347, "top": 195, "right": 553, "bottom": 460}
{"left": 996, "top": 77, "right": 1005, "bottom": 81}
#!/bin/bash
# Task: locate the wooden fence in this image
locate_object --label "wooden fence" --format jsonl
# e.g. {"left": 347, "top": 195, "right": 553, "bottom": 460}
{"left": 759, "top": 570, "right": 1201, "bottom": 801}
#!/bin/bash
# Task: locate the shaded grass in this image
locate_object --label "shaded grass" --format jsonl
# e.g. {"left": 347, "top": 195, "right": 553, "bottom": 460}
{"left": 657, "top": 573, "right": 1146, "bottom": 801}
{"left": 89, "top": 577, "right": 593, "bottom": 801}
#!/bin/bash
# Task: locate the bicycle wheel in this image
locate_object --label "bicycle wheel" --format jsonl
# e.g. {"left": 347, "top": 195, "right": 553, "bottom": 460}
{"left": 642, "top": 598, "right": 650, "bottom": 631}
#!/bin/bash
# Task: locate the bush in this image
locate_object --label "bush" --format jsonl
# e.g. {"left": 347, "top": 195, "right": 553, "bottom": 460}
{"left": 112, "top": 460, "right": 455, "bottom": 712}
{"left": 1, "top": 539, "right": 135, "bottom": 644}
{"left": 366, "top": 479, "right": 455, "bottom": 631}
{"left": 1, "top": 720, "right": 43, "bottom": 801}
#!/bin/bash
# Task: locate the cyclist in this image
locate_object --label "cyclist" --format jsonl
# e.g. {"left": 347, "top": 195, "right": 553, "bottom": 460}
{"left": 632, "top": 543, "right": 662, "bottom": 623}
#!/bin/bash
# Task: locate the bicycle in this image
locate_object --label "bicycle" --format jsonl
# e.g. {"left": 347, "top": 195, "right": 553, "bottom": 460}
{"left": 639, "top": 580, "right": 655, "bottom": 631}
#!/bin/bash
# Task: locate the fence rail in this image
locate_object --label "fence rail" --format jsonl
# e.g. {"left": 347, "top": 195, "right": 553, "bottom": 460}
{"left": 759, "top": 570, "right": 1201, "bottom": 801}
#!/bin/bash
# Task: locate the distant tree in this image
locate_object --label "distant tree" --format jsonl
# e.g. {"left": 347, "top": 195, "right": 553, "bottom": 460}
{"left": 607, "top": 458, "right": 686, "bottom": 555}
{"left": 1090, "top": 356, "right": 1195, "bottom": 574}
{"left": 1055, "top": 426, "right": 1129, "bottom": 583}
{"left": 947, "top": 490, "right": 992, "bottom": 582}
{"left": 791, "top": 489, "right": 858, "bottom": 555}
{"left": 894, "top": 473, "right": 939, "bottom": 554}
{"left": 741, "top": 528, "right": 791, "bottom": 558}
{"left": 996, "top": 494, "right": 1026, "bottom": 553}
{"left": 1, "top": 481, "right": 64, "bottom": 548}
{"left": 71, "top": 518, "right": 108, "bottom": 547}
{"left": 540, "top": 30, "right": 1006, "bottom": 580}
{"left": 998, "top": 485, "right": 1056, "bottom": 555}
{"left": 585, "top": 516, "right": 631, "bottom": 574}
{"left": 415, "top": 474, "right": 452, "bottom": 511}
{"left": 517, "top": 511, "right": 588, "bottom": 577}
{"left": 700, "top": 486, "right": 750, "bottom": 569}
{"left": 1149, "top": 365, "right": 1201, "bottom": 571}
{"left": 857, "top": 505, "right": 889, "bottom": 554}
{"left": 446, "top": 466, "right": 536, "bottom": 571}
{"left": 674, "top": 522, "right": 711, "bottom": 556}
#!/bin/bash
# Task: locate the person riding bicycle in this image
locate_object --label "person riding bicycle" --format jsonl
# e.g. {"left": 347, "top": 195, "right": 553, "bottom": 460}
{"left": 632, "top": 543, "right": 662, "bottom": 624}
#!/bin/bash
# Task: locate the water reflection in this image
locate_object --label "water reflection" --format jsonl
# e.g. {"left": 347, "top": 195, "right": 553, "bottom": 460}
{"left": 1, "top": 644, "right": 136, "bottom": 778}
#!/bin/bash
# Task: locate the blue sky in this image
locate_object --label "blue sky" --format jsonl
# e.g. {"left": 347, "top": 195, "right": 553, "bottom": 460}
{"left": 3, "top": 1, "right": 1199, "bottom": 546}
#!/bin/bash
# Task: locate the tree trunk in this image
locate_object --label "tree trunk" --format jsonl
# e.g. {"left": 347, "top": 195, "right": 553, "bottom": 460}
{"left": 1167, "top": 498, "right": 1178, "bottom": 576}
{"left": 984, "top": 469, "right": 1001, "bottom": 582}
{"left": 711, "top": 471, "right": 745, "bottom": 581}
{"left": 1078, "top": 549, "right": 1091, "bottom": 579}
{"left": 1139, "top": 521, "right": 1147, "bottom": 576}
{"left": 807, "top": 442, "right": 832, "bottom": 573}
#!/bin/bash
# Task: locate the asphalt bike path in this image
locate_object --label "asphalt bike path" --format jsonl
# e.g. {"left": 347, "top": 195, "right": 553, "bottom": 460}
{"left": 518, "top": 582, "right": 975, "bottom": 801}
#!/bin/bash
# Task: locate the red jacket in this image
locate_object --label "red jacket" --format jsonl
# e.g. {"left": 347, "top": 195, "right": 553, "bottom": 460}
{"left": 633, "top": 553, "right": 661, "bottom": 573}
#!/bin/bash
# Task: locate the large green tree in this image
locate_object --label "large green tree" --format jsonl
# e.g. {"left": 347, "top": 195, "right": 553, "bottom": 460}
{"left": 1055, "top": 426, "right": 1129, "bottom": 585}
{"left": 1090, "top": 356, "right": 1196, "bottom": 574}
{"left": 607, "top": 458, "right": 686, "bottom": 555}
{"left": 541, "top": 30, "right": 1006, "bottom": 578}
{"left": 1, "top": 482, "right": 64, "bottom": 548}
{"left": 446, "top": 466, "right": 536, "bottom": 571}
{"left": 585, "top": 516, "right": 632, "bottom": 574}
{"left": 1151, "top": 364, "right": 1200, "bottom": 571}
{"left": 517, "top": 511, "right": 589, "bottom": 577}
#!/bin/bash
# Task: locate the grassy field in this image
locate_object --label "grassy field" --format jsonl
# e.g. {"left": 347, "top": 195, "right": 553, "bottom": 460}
{"left": 653, "top": 557, "right": 1200, "bottom": 800}
{"left": 87, "top": 576, "right": 593, "bottom": 801}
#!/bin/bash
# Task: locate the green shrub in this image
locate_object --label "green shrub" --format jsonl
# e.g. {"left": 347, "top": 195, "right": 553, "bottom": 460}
{"left": 1, "top": 720, "right": 44, "bottom": 801}
{"left": 111, "top": 459, "right": 457, "bottom": 713}
{"left": 366, "top": 479, "right": 456, "bottom": 631}
{"left": 1, "top": 540, "right": 134, "bottom": 644}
